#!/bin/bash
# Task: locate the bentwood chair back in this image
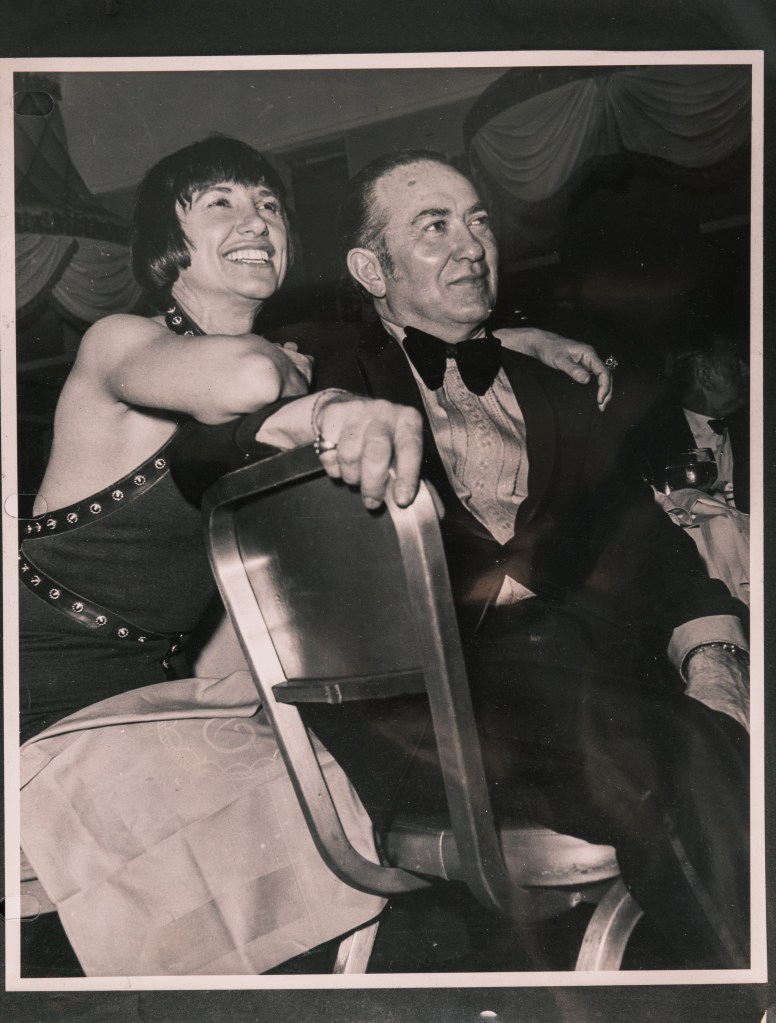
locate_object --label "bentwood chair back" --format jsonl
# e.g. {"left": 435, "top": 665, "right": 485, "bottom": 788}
{"left": 202, "top": 446, "right": 644, "bottom": 971}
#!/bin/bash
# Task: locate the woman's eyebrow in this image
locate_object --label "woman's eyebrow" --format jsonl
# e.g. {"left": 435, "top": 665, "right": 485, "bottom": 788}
{"left": 189, "top": 184, "right": 233, "bottom": 204}
{"left": 253, "top": 185, "right": 282, "bottom": 202}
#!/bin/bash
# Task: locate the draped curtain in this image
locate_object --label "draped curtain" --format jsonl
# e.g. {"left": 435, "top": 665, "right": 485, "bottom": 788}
{"left": 16, "top": 234, "right": 142, "bottom": 323}
{"left": 15, "top": 73, "right": 142, "bottom": 324}
{"left": 468, "top": 66, "right": 751, "bottom": 207}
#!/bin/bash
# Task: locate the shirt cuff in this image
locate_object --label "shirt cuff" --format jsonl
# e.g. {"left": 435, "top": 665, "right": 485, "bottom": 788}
{"left": 668, "top": 615, "right": 749, "bottom": 675}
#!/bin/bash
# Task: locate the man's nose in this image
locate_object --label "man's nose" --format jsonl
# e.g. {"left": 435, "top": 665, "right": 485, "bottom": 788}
{"left": 452, "top": 224, "right": 485, "bottom": 261}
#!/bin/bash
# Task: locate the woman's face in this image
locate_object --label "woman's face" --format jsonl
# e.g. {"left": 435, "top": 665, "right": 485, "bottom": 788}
{"left": 175, "top": 180, "right": 289, "bottom": 307}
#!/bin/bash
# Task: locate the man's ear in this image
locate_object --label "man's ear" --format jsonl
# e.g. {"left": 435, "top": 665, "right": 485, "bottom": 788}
{"left": 347, "top": 248, "right": 387, "bottom": 298}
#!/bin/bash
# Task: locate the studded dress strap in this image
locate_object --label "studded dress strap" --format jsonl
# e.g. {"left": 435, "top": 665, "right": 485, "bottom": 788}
{"left": 18, "top": 435, "right": 186, "bottom": 669}
{"left": 19, "top": 545, "right": 182, "bottom": 647}
{"left": 164, "top": 298, "right": 205, "bottom": 337}
{"left": 18, "top": 440, "right": 174, "bottom": 542}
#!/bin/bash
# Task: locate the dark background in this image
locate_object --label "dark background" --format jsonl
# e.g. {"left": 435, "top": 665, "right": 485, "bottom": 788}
{"left": 3, "top": 1, "right": 775, "bottom": 1021}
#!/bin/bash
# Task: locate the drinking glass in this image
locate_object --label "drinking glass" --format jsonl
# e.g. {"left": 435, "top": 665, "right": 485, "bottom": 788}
{"left": 662, "top": 448, "right": 718, "bottom": 493}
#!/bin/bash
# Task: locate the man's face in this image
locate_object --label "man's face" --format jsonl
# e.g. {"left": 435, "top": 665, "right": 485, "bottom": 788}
{"left": 175, "top": 180, "right": 289, "bottom": 306}
{"left": 371, "top": 161, "right": 498, "bottom": 342}
{"left": 705, "top": 337, "right": 748, "bottom": 418}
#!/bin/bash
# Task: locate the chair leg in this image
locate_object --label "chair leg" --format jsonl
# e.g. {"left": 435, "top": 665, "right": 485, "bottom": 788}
{"left": 574, "top": 878, "right": 644, "bottom": 971}
{"left": 332, "top": 918, "right": 381, "bottom": 974}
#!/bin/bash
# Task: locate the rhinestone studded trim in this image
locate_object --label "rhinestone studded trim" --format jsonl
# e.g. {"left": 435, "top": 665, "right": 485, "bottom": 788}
{"left": 18, "top": 549, "right": 185, "bottom": 667}
{"left": 18, "top": 438, "right": 174, "bottom": 541}
{"left": 18, "top": 431, "right": 184, "bottom": 670}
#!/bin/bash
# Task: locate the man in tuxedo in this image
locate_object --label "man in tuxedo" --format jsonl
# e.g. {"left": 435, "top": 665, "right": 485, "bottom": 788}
{"left": 622, "top": 316, "right": 749, "bottom": 511}
{"left": 173, "top": 151, "right": 751, "bottom": 969}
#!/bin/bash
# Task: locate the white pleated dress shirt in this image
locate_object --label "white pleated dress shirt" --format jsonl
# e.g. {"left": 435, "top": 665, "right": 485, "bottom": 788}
{"left": 683, "top": 407, "right": 736, "bottom": 505}
{"left": 381, "top": 321, "right": 747, "bottom": 666}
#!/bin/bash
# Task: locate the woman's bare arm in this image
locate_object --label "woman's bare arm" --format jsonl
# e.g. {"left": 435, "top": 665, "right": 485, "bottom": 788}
{"left": 76, "top": 314, "right": 312, "bottom": 424}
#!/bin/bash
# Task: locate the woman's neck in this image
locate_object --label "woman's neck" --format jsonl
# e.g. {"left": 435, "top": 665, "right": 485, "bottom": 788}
{"left": 170, "top": 281, "right": 261, "bottom": 336}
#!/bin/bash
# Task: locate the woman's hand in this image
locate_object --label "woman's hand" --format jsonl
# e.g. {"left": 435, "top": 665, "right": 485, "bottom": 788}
{"left": 315, "top": 395, "right": 423, "bottom": 509}
{"left": 495, "top": 327, "right": 613, "bottom": 410}
{"left": 257, "top": 391, "right": 424, "bottom": 510}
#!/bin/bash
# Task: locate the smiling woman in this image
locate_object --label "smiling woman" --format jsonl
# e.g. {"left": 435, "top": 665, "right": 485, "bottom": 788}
{"left": 17, "top": 136, "right": 425, "bottom": 976}
{"left": 177, "top": 182, "right": 288, "bottom": 297}
{"left": 20, "top": 134, "right": 424, "bottom": 738}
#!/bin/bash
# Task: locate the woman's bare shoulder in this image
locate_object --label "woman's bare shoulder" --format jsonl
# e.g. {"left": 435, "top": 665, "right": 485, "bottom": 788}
{"left": 80, "top": 313, "right": 165, "bottom": 346}
{"left": 76, "top": 313, "right": 168, "bottom": 368}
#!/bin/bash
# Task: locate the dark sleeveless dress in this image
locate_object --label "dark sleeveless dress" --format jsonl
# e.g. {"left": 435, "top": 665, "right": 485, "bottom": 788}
{"left": 18, "top": 434, "right": 217, "bottom": 742}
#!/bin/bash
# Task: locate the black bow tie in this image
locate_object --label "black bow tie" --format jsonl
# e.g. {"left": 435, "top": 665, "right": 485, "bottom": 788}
{"left": 708, "top": 418, "right": 729, "bottom": 435}
{"left": 402, "top": 326, "right": 502, "bottom": 395}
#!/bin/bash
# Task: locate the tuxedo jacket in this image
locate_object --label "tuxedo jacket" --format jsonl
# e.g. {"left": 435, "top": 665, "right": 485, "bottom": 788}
{"left": 620, "top": 392, "right": 750, "bottom": 514}
{"left": 172, "top": 320, "right": 744, "bottom": 652}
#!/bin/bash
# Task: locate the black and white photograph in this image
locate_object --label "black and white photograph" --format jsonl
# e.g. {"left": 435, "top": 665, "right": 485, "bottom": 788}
{"left": 0, "top": 28, "right": 772, "bottom": 1023}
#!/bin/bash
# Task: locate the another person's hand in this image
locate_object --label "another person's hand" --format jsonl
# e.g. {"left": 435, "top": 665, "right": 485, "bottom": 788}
{"left": 274, "top": 341, "right": 314, "bottom": 396}
{"left": 278, "top": 341, "right": 315, "bottom": 388}
{"left": 684, "top": 644, "right": 749, "bottom": 732}
{"left": 315, "top": 395, "right": 424, "bottom": 510}
{"left": 496, "top": 327, "right": 613, "bottom": 410}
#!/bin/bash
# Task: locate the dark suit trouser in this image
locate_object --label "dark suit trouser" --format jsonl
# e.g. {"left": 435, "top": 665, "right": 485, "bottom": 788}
{"left": 303, "top": 598, "right": 750, "bottom": 970}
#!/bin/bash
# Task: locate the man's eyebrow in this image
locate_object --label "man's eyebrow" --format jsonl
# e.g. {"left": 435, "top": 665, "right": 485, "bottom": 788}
{"left": 410, "top": 202, "right": 488, "bottom": 224}
{"left": 411, "top": 206, "right": 450, "bottom": 224}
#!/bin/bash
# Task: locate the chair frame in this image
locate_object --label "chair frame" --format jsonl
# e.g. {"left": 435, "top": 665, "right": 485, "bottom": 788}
{"left": 203, "top": 446, "right": 643, "bottom": 969}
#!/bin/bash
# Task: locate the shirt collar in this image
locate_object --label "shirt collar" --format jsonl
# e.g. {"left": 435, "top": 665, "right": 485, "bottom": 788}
{"left": 683, "top": 406, "right": 721, "bottom": 439}
{"left": 378, "top": 316, "right": 486, "bottom": 351}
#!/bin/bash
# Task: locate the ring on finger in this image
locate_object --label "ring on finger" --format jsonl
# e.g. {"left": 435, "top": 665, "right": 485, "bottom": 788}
{"left": 313, "top": 434, "right": 338, "bottom": 456}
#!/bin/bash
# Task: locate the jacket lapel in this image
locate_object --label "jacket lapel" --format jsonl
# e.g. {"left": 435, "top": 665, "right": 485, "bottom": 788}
{"left": 355, "top": 321, "right": 426, "bottom": 412}
{"left": 501, "top": 349, "right": 558, "bottom": 527}
{"left": 663, "top": 401, "right": 697, "bottom": 453}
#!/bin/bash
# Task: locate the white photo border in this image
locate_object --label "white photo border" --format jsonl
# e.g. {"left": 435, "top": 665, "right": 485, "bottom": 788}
{"left": 0, "top": 49, "right": 766, "bottom": 992}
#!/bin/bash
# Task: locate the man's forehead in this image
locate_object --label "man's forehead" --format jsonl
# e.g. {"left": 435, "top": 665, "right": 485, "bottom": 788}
{"left": 377, "top": 161, "right": 480, "bottom": 210}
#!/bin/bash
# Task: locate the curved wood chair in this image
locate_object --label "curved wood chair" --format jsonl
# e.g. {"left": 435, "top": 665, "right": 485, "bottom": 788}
{"left": 202, "top": 446, "right": 644, "bottom": 972}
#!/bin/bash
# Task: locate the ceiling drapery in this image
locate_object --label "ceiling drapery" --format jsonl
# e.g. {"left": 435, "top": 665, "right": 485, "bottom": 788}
{"left": 15, "top": 73, "right": 142, "bottom": 323}
{"left": 16, "top": 233, "right": 143, "bottom": 323}
{"left": 467, "top": 66, "right": 752, "bottom": 208}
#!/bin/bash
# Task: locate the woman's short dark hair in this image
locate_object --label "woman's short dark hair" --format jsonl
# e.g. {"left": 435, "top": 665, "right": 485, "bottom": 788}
{"left": 130, "top": 135, "right": 289, "bottom": 299}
